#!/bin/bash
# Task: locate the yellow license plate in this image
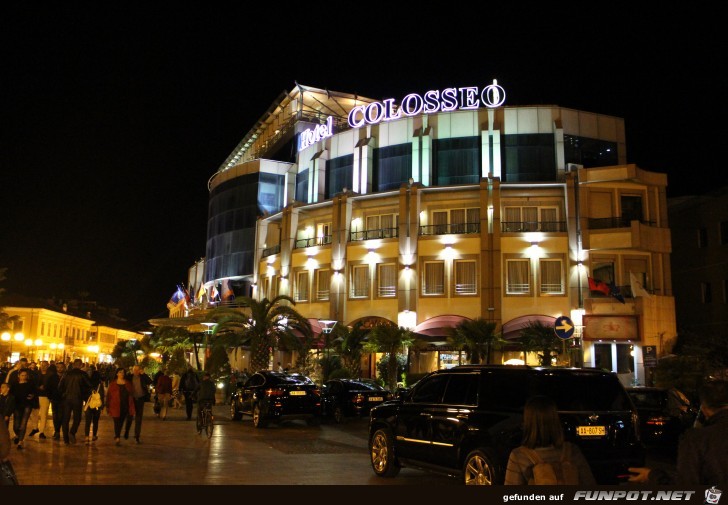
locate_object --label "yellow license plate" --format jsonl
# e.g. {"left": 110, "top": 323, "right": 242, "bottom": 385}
{"left": 369, "top": 397, "right": 383, "bottom": 402}
{"left": 289, "top": 391, "right": 306, "bottom": 396}
{"left": 577, "top": 425, "right": 606, "bottom": 436}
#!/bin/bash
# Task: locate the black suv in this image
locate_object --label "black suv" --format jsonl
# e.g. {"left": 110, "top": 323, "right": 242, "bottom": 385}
{"left": 368, "top": 365, "right": 644, "bottom": 485}
{"left": 230, "top": 370, "right": 322, "bottom": 428}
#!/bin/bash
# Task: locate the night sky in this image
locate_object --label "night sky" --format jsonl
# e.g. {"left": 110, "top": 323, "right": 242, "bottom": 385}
{"left": 2, "top": 5, "right": 726, "bottom": 328}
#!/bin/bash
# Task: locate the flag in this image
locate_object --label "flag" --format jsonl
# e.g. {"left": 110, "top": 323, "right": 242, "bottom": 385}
{"left": 588, "top": 277, "right": 611, "bottom": 296}
{"left": 210, "top": 283, "right": 220, "bottom": 301}
{"left": 182, "top": 285, "right": 192, "bottom": 306}
{"left": 196, "top": 284, "right": 207, "bottom": 303}
{"left": 608, "top": 282, "right": 626, "bottom": 304}
{"left": 169, "top": 285, "right": 186, "bottom": 305}
{"left": 630, "top": 271, "right": 653, "bottom": 299}
{"left": 221, "top": 279, "right": 235, "bottom": 301}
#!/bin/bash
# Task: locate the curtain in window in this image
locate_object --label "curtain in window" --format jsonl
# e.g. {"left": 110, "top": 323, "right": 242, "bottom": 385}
{"left": 540, "top": 207, "right": 558, "bottom": 231}
{"left": 296, "top": 271, "right": 309, "bottom": 301}
{"left": 451, "top": 209, "right": 465, "bottom": 233}
{"left": 423, "top": 262, "right": 445, "bottom": 295}
{"left": 466, "top": 208, "right": 480, "bottom": 233}
{"left": 378, "top": 264, "right": 396, "bottom": 297}
{"left": 523, "top": 207, "right": 538, "bottom": 232}
{"left": 432, "top": 211, "right": 448, "bottom": 235}
{"left": 366, "top": 216, "right": 381, "bottom": 239}
{"left": 455, "top": 260, "right": 476, "bottom": 294}
{"left": 507, "top": 259, "right": 530, "bottom": 293}
{"left": 540, "top": 259, "right": 563, "bottom": 293}
{"left": 316, "top": 269, "right": 330, "bottom": 300}
{"left": 504, "top": 207, "right": 521, "bottom": 232}
{"left": 351, "top": 265, "right": 370, "bottom": 298}
{"left": 380, "top": 214, "right": 396, "bottom": 238}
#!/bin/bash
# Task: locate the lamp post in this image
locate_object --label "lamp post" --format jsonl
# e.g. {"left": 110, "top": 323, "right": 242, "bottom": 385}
{"left": 2, "top": 332, "right": 25, "bottom": 362}
{"left": 34, "top": 339, "right": 43, "bottom": 361}
{"left": 201, "top": 322, "right": 216, "bottom": 371}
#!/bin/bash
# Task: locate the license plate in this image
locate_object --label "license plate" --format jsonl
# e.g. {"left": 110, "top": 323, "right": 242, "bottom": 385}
{"left": 577, "top": 425, "right": 606, "bottom": 436}
{"left": 289, "top": 391, "right": 306, "bottom": 396}
{"left": 368, "top": 396, "right": 383, "bottom": 402}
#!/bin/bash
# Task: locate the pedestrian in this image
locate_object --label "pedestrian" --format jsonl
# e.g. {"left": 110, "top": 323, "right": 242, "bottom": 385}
{"left": 123, "top": 365, "right": 152, "bottom": 444}
{"left": 47, "top": 363, "right": 64, "bottom": 440}
{"left": 57, "top": 358, "right": 92, "bottom": 445}
{"left": 28, "top": 360, "right": 50, "bottom": 441}
{"left": 0, "top": 415, "right": 19, "bottom": 485}
{"left": 180, "top": 367, "right": 200, "bottom": 421}
{"left": 0, "top": 383, "right": 15, "bottom": 424}
{"left": 105, "top": 367, "right": 135, "bottom": 446}
{"left": 277, "top": 362, "right": 283, "bottom": 372}
{"left": 83, "top": 365, "right": 105, "bottom": 444}
{"left": 9, "top": 369, "right": 38, "bottom": 450}
{"left": 155, "top": 368, "right": 172, "bottom": 421}
{"left": 628, "top": 379, "right": 728, "bottom": 486}
{"left": 504, "top": 395, "right": 595, "bottom": 485}
{"left": 170, "top": 369, "right": 182, "bottom": 409}
{"left": 4, "top": 357, "right": 28, "bottom": 385}
{"left": 194, "top": 372, "right": 217, "bottom": 429}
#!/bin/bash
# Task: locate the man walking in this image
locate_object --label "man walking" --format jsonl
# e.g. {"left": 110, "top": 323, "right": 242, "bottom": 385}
{"left": 124, "top": 365, "right": 152, "bottom": 443}
{"left": 180, "top": 367, "right": 199, "bottom": 421}
{"left": 57, "top": 359, "right": 92, "bottom": 445}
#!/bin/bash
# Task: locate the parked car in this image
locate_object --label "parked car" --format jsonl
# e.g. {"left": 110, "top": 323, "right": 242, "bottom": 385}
{"left": 368, "top": 365, "right": 644, "bottom": 485}
{"left": 321, "top": 378, "right": 391, "bottom": 423}
{"left": 229, "top": 370, "right": 322, "bottom": 428}
{"left": 625, "top": 386, "right": 697, "bottom": 450}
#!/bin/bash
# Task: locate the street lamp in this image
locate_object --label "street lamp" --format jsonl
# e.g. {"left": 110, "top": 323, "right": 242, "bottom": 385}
{"left": 34, "top": 339, "right": 43, "bottom": 361}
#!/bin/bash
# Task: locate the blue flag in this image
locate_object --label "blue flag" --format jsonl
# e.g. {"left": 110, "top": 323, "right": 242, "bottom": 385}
{"left": 608, "top": 282, "right": 625, "bottom": 304}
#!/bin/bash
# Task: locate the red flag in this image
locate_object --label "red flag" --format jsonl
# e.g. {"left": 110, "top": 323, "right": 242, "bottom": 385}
{"left": 588, "top": 277, "right": 612, "bottom": 296}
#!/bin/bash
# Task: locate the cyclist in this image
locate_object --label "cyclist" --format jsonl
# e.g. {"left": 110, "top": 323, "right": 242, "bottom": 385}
{"left": 195, "top": 373, "right": 216, "bottom": 431}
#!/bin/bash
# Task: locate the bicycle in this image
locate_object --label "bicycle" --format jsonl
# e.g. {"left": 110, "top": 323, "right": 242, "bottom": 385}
{"left": 196, "top": 401, "right": 214, "bottom": 438}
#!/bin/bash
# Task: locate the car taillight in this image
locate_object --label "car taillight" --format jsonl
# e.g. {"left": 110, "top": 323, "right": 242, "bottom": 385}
{"left": 353, "top": 394, "right": 365, "bottom": 404}
{"left": 265, "top": 388, "right": 284, "bottom": 397}
{"left": 646, "top": 416, "right": 670, "bottom": 426}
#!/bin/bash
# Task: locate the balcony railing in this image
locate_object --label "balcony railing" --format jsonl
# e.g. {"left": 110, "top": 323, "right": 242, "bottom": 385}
{"left": 588, "top": 217, "right": 655, "bottom": 230}
{"left": 261, "top": 244, "right": 280, "bottom": 258}
{"left": 420, "top": 222, "right": 480, "bottom": 236}
{"left": 294, "top": 235, "right": 332, "bottom": 249}
{"left": 501, "top": 221, "right": 567, "bottom": 233}
{"left": 350, "top": 228, "right": 399, "bottom": 241}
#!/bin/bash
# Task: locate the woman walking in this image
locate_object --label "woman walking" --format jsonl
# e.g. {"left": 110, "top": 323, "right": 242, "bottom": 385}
{"left": 83, "top": 365, "right": 105, "bottom": 445}
{"left": 105, "top": 367, "right": 135, "bottom": 446}
{"left": 9, "top": 369, "right": 38, "bottom": 450}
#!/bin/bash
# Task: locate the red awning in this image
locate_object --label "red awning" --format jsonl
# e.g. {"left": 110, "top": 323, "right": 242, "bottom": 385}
{"left": 413, "top": 315, "right": 471, "bottom": 345}
{"left": 501, "top": 314, "right": 557, "bottom": 340}
{"left": 290, "top": 318, "right": 326, "bottom": 349}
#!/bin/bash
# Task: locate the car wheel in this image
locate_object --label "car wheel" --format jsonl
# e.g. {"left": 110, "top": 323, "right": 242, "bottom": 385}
{"left": 463, "top": 449, "right": 499, "bottom": 485}
{"left": 252, "top": 404, "right": 267, "bottom": 428}
{"left": 230, "top": 401, "right": 242, "bottom": 421}
{"left": 334, "top": 406, "right": 345, "bottom": 424}
{"left": 370, "top": 428, "right": 400, "bottom": 477}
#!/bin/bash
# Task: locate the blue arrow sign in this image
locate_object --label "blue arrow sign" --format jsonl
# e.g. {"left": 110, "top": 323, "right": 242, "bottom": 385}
{"left": 554, "top": 316, "right": 575, "bottom": 340}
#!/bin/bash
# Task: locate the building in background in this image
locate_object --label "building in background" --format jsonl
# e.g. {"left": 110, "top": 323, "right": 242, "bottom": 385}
{"left": 170, "top": 82, "right": 676, "bottom": 385}
{"left": 1, "top": 294, "right": 139, "bottom": 364}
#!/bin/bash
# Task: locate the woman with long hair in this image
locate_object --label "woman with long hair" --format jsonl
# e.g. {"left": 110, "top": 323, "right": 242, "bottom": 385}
{"left": 504, "top": 395, "right": 595, "bottom": 485}
{"left": 104, "top": 367, "right": 135, "bottom": 446}
{"left": 83, "top": 365, "right": 105, "bottom": 445}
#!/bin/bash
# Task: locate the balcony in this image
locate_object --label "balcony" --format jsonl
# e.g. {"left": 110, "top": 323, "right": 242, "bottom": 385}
{"left": 294, "top": 235, "right": 332, "bottom": 249}
{"left": 350, "top": 228, "right": 399, "bottom": 241}
{"left": 588, "top": 217, "right": 655, "bottom": 229}
{"left": 261, "top": 244, "right": 280, "bottom": 258}
{"left": 420, "top": 222, "right": 480, "bottom": 236}
{"left": 501, "top": 221, "right": 567, "bottom": 233}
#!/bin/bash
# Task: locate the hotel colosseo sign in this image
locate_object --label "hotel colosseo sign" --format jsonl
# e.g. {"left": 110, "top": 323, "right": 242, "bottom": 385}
{"left": 348, "top": 79, "right": 506, "bottom": 128}
{"left": 298, "top": 115, "right": 334, "bottom": 152}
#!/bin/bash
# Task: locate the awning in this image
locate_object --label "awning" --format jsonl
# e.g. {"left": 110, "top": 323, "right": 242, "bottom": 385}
{"left": 291, "top": 318, "right": 326, "bottom": 349}
{"left": 413, "top": 315, "right": 471, "bottom": 346}
{"left": 501, "top": 314, "right": 557, "bottom": 340}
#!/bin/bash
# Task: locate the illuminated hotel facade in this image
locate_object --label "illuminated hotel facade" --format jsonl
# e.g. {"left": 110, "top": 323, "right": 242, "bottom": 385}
{"left": 182, "top": 82, "right": 676, "bottom": 385}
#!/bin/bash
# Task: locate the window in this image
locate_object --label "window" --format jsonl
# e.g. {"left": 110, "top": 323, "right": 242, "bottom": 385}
{"left": 294, "top": 271, "right": 309, "bottom": 302}
{"left": 377, "top": 263, "right": 397, "bottom": 297}
{"left": 366, "top": 214, "right": 398, "bottom": 239}
{"left": 295, "top": 169, "right": 309, "bottom": 203}
{"left": 503, "top": 133, "right": 556, "bottom": 182}
{"left": 411, "top": 374, "right": 449, "bottom": 403}
{"left": 350, "top": 264, "right": 370, "bottom": 298}
{"left": 698, "top": 227, "right": 708, "bottom": 248}
{"left": 374, "top": 144, "right": 412, "bottom": 191}
{"left": 592, "top": 261, "right": 615, "bottom": 284}
{"left": 426, "top": 208, "right": 480, "bottom": 235}
{"left": 315, "top": 269, "right": 330, "bottom": 301}
{"left": 621, "top": 195, "right": 643, "bottom": 223}
{"left": 503, "top": 205, "right": 560, "bottom": 232}
{"left": 317, "top": 222, "right": 332, "bottom": 245}
{"left": 422, "top": 261, "right": 445, "bottom": 295}
{"left": 454, "top": 259, "right": 477, "bottom": 295}
{"left": 539, "top": 259, "right": 564, "bottom": 294}
{"left": 434, "top": 136, "right": 480, "bottom": 186}
{"left": 442, "top": 374, "right": 479, "bottom": 406}
{"left": 701, "top": 282, "right": 712, "bottom": 304}
{"left": 506, "top": 259, "right": 530, "bottom": 294}
{"left": 326, "top": 154, "right": 354, "bottom": 198}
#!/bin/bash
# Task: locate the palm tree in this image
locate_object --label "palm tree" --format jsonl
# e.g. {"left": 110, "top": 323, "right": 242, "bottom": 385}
{"left": 333, "top": 321, "right": 368, "bottom": 377}
{"left": 148, "top": 326, "right": 197, "bottom": 372}
{"left": 208, "top": 295, "right": 311, "bottom": 372}
{"left": 519, "top": 320, "right": 562, "bottom": 366}
{"left": 365, "top": 325, "right": 414, "bottom": 391}
{"left": 447, "top": 317, "right": 500, "bottom": 364}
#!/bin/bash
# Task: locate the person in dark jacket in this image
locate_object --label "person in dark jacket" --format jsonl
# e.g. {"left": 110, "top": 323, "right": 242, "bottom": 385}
{"left": 629, "top": 379, "right": 728, "bottom": 486}
{"left": 83, "top": 365, "right": 105, "bottom": 444}
{"left": 57, "top": 358, "right": 92, "bottom": 445}
{"left": 0, "top": 383, "right": 16, "bottom": 423}
{"left": 180, "top": 367, "right": 200, "bottom": 421}
{"left": 45, "top": 364, "right": 63, "bottom": 440}
{"left": 123, "top": 365, "right": 152, "bottom": 444}
{"left": 9, "top": 369, "right": 38, "bottom": 449}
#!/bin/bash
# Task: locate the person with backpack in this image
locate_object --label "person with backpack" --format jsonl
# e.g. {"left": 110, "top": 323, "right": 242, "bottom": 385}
{"left": 504, "top": 395, "right": 596, "bottom": 485}
{"left": 180, "top": 367, "right": 199, "bottom": 421}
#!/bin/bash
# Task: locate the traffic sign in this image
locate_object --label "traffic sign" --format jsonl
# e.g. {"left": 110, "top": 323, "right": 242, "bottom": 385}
{"left": 554, "top": 316, "right": 575, "bottom": 340}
